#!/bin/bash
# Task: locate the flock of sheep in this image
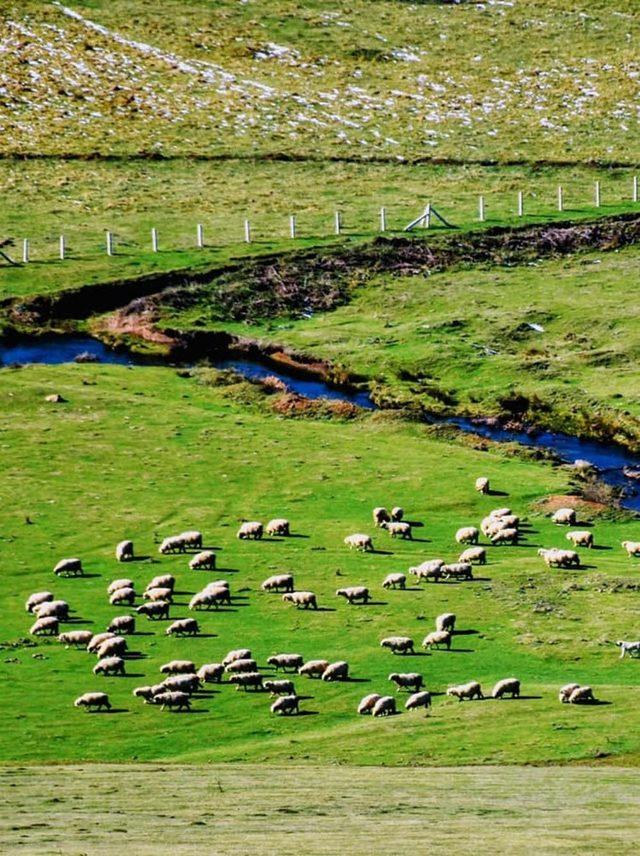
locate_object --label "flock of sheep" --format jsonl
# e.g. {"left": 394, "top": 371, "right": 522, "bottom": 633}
{"left": 23, "top": 478, "right": 640, "bottom": 720}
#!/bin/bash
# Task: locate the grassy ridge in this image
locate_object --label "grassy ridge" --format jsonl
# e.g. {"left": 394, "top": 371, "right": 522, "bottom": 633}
{"left": 0, "top": 363, "right": 639, "bottom": 765}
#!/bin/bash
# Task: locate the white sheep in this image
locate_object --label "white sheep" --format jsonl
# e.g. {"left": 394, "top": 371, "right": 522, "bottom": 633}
{"left": 344, "top": 533, "right": 374, "bottom": 552}
{"left": 282, "top": 591, "right": 318, "bottom": 610}
{"left": 107, "top": 615, "right": 135, "bottom": 635}
{"left": 203, "top": 580, "right": 230, "bottom": 593}
{"left": 222, "top": 648, "right": 252, "bottom": 666}
{"left": 409, "top": 559, "right": 444, "bottom": 583}
{"left": 160, "top": 659, "right": 196, "bottom": 675}
{"left": 388, "top": 672, "right": 423, "bottom": 692}
{"left": 336, "top": 586, "right": 370, "bottom": 604}
{"left": 490, "top": 528, "right": 518, "bottom": 546}
{"left": 225, "top": 658, "right": 258, "bottom": 674}
{"left": 58, "top": 630, "right": 93, "bottom": 647}
{"left": 25, "top": 591, "right": 54, "bottom": 613}
{"left": 229, "top": 672, "right": 264, "bottom": 691}
{"left": 475, "top": 477, "right": 490, "bottom": 494}
{"left": 458, "top": 546, "right": 486, "bottom": 565}
{"left": 189, "top": 590, "right": 226, "bottom": 611}
{"left": 446, "top": 681, "right": 483, "bottom": 701}
{"left": 552, "top": 508, "right": 577, "bottom": 525}
{"left": 381, "top": 521, "right": 412, "bottom": 540}
{"left": 110, "top": 587, "right": 135, "bottom": 606}
{"left": 357, "top": 693, "right": 382, "bottom": 714}
{"left": 262, "top": 574, "right": 295, "bottom": 593}
{"left": 34, "top": 600, "right": 69, "bottom": 620}
{"left": 143, "top": 586, "right": 173, "bottom": 603}
{"left": 266, "top": 518, "right": 290, "bottom": 536}
{"left": 271, "top": 695, "right": 299, "bottom": 715}
{"left": 568, "top": 685, "right": 595, "bottom": 704}
{"left": 405, "top": 691, "right": 431, "bottom": 711}
{"left": 136, "top": 601, "right": 170, "bottom": 620}
{"left": 133, "top": 685, "right": 163, "bottom": 703}
{"left": 372, "top": 695, "right": 396, "bottom": 717}
{"left": 380, "top": 636, "right": 414, "bottom": 654}
{"left": 179, "top": 530, "right": 203, "bottom": 550}
{"left": 538, "top": 548, "right": 579, "bottom": 568}
{"left": 197, "top": 663, "right": 224, "bottom": 683}
{"left": 146, "top": 574, "right": 175, "bottom": 592}
{"left": 87, "top": 632, "right": 115, "bottom": 653}
{"left": 298, "top": 659, "right": 330, "bottom": 678}
{"left": 30, "top": 616, "right": 59, "bottom": 635}
{"left": 155, "top": 691, "right": 192, "bottom": 711}
{"left": 264, "top": 679, "right": 296, "bottom": 696}
{"left": 96, "top": 637, "right": 127, "bottom": 659}
{"left": 622, "top": 540, "right": 640, "bottom": 558}
{"left": 436, "top": 613, "right": 456, "bottom": 633}
{"left": 566, "top": 530, "right": 594, "bottom": 548}
{"left": 491, "top": 678, "right": 520, "bottom": 699}
{"left": 93, "top": 656, "right": 125, "bottom": 677}
{"left": 616, "top": 640, "right": 640, "bottom": 659}
{"left": 391, "top": 506, "right": 404, "bottom": 522}
{"left": 441, "top": 562, "right": 473, "bottom": 581}
{"left": 267, "top": 653, "right": 304, "bottom": 672}
{"left": 115, "top": 540, "right": 134, "bottom": 562}
{"left": 161, "top": 674, "right": 200, "bottom": 695}
{"left": 158, "top": 535, "right": 186, "bottom": 555}
{"left": 558, "top": 683, "right": 580, "bottom": 703}
{"left": 422, "top": 630, "right": 452, "bottom": 651}
{"left": 321, "top": 661, "right": 349, "bottom": 681}
{"left": 382, "top": 573, "right": 406, "bottom": 590}
{"left": 74, "top": 692, "right": 111, "bottom": 712}
{"left": 53, "top": 558, "right": 83, "bottom": 577}
{"left": 455, "top": 527, "right": 479, "bottom": 545}
{"left": 489, "top": 508, "right": 511, "bottom": 519}
{"left": 237, "top": 521, "right": 263, "bottom": 540}
{"left": 165, "top": 618, "right": 198, "bottom": 636}
{"left": 189, "top": 550, "right": 217, "bottom": 571}
{"left": 373, "top": 507, "right": 391, "bottom": 526}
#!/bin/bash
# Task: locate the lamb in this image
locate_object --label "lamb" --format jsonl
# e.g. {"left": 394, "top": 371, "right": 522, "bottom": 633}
{"left": 262, "top": 574, "right": 295, "bottom": 593}
{"left": 107, "top": 615, "right": 135, "bottom": 635}
{"left": 225, "top": 658, "right": 258, "bottom": 674}
{"left": 344, "top": 533, "right": 374, "bottom": 552}
{"left": 189, "top": 550, "right": 217, "bottom": 571}
{"left": 381, "top": 521, "right": 412, "bottom": 540}
{"left": 616, "top": 640, "right": 640, "bottom": 659}
{"left": 179, "top": 531, "right": 203, "bottom": 550}
{"left": 146, "top": 574, "right": 175, "bottom": 592}
{"left": 388, "top": 672, "right": 423, "bottom": 692}
{"left": 372, "top": 695, "right": 396, "bottom": 717}
{"left": 391, "top": 506, "right": 404, "bottom": 522}
{"left": 159, "top": 535, "right": 187, "bottom": 555}
{"left": 436, "top": 613, "right": 456, "bottom": 633}
{"left": 382, "top": 573, "right": 406, "bottom": 590}
{"left": 136, "top": 601, "right": 170, "bottom": 620}
{"left": 336, "top": 586, "right": 370, "bottom": 604}
{"left": 115, "top": 540, "right": 134, "bottom": 562}
{"left": 321, "top": 661, "right": 349, "bottom": 681}
{"left": 25, "top": 591, "right": 53, "bottom": 613}
{"left": 160, "top": 659, "right": 196, "bottom": 675}
{"left": 53, "top": 558, "right": 83, "bottom": 577}
{"left": 266, "top": 518, "right": 290, "bottom": 537}
{"left": 264, "top": 679, "right": 296, "bottom": 696}
{"left": 357, "top": 693, "right": 382, "bottom": 714}
{"left": 475, "top": 477, "right": 490, "bottom": 494}
{"left": 373, "top": 507, "right": 391, "bottom": 526}
{"left": 74, "top": 692, "right": 111, "bottom": 712}
{"left": 222, "top": 648, "right": 252, "bottom": 666}
{"left": 197, "top": 663, "right": 224, "bottom": 683}
{"left": 87, "top": 632, "right": 115, "bottom": 653}
{"left": 267, "top": 653, "right": 304, "bottom": 672}
{"left": 34, "top": 599, "right": 69, "bottom": 621}
{"left": 165, "top": 618, "right": 199, "bottom": 636}
{"left": 154, "top": 691, "right": 192, "bottom": 711}
{"left": 110, "top": 587, "right": 135, "bottom": 606}
{"left": 568, "top": 685, "right": 595, "bottom": 704}
{"left": 552, "top": 508, "right": 577, "bottom": 525}
{"left": 229, "top": 672, "right": 264, "bottom": 691}
{"left": 282, "top": 591, "right": 318, "bottom": 610}
{"left": 455, "top": 527, "right": 479, "bottom": 545}
{"left": 96, "top": 637, "right": 127, "bottom": 659}
{"left": 490, "top": 528, "right": 518, "bottom": 546}
{"left": 566, "top": 530, "right": 594, "bottom": 548}
{"left": 58, "top": 630, "right": 93, "bottom": 647}
{"left": 458, "top": 546, "right": 486, "bottom": 565}
{"left": 409, "top": 559, "right": 444, "bottom": 583}
{"left": 441, "top": 562, "right": 473, "bottom": 581}
{"left": 143, "top": 586, "right": 174, "bottom": 603}
{"left": 422, "top": 630, "right": 452, "bottom": 651}
{"left": 446, "top": 681, "right": 484, "bottom": 701}
{"left": 559, "top": 683, "right": 580, "bottom": 703}
{"left": 237, "top": 521, "right": 263, "bottom": 540}
{"left": 161, "top": 674, "right": 200, "bottom": 695}
{"left": 298, "top": 659, "right": 330, "bottom": 678}
{"left": 491, "top": 678, "right": 521, "bottom": 699}
{"left": 107, "top": 579, "right": 134, "bottom": 595}
{"left": 271, "top": 695, "right": 299, "bottom": 715}
{"left": 380, "top": 636, "right": 414, "bottom": 655}
{"left": 93, "top": 656, "right": 125, "bottom": 677}
{"left": 405, "top": 691, "right": 432, "bottom": 711}
{"left": 622, "top": 541, "right": 640, "bottom": 558}
{"left": 30, "top": 616, "right": 59, "bottom": 635}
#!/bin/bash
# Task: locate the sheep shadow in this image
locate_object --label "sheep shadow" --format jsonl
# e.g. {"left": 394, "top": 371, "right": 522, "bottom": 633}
{"left": 88, "top": 708, "right": 129, "bottom": 714}
{"left": 405, "top": 537, "right": 430, "bottom": 544}
{"left": 128, "top": 555, "right": 152, "bottom": 562}
{"left": 443, "top": 648, "right": 474, "bottom": 654}
{"left": 192, "top": 633, "right": 218, "bottom": 639}
{"left": 405, "top": 520, "right": 424, "bottom": 528}
{"left": 343, "top": 677, "right": 371, "bottom": 684}
{"left": 123, "top": 651, "right": 147, "bottom": 660}
{"left": 314, "top": 607, "right": 336, "bottom": 613}
{"left": 453, "top": 629, "right": 479, "bottom": 636}
{"left": 295, "top": 710, "right": 319, "bottom": 716}
{"left": 76, "top": 573, "right": 101, "bottom": 579}
{"left": 132, "top": 631, "right": 154, "bottom": 636}
{"left": 168, "top": 708, "right": 208, "bottom": 714}
{"left": 512, "top": 695, "right": 543, "bottom": 700}
{"left": 592, "top": 545, "right": 612, "bottom": 551}
{"left": 575, "top": 699, "right": 611, "bottom": 706}
{"left": 371, "top": 549, "right": 394, "bottom": 556}
{"left": 215, "top": 567, "right": 240, "bottom": 574}
{"left": 66, "top": 618, "right": 93, "bottom": 625}
{"left": 119, "top": 673, "right": 146, "bottom": 679}
{"left": 468, "top": 576, "right": 492, "bottom": 583}
{"left": 288, "top": 534, "right": 310, "bottom": 539}
{"left": 361, "top": 600, "right": 388, "bottom": 607}
{"left": 487, "top": 489, "right": 509, "bottom": 497}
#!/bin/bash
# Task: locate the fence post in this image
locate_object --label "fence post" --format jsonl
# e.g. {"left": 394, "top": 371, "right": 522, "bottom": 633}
{"left": 106, "top": 231, "right": 113, "bottom": 256}
{"left": 244, "top": 219, "right": 251, "bottom": 243}
{"left": 478, "top": 195, "right": 485, "bottom": 222}
{"left": 197, "top": 223, "right": 204, "bottom": 248}
{"left": 594, "top": 180, "right": 601, "bottom": 208}
{"left": 517, "top": 191, "right": 524, "bottom": 217}
{"left": 289, "top": 215, "right": 296, "bottom": 239}
{"left": 380, "top": 206, "right": 387, "bottom": 231}
{"left": 59, "top": 235, "right": 65, "bottom": 260}
{"left": 424, "top": 203, "right": 431, "bottom": 228}
{"left": 334, "top": 211, "right": 341, "bottom": 235}
{"left": 151, "top": 228, "right": 158, "bottom": 252}
{"left": 633, "top": 176, "right": 638, "bottom": 204}
{"left": 22, "top": 238, "right": 29, "bottom": 264}
{"left": 557, "top": 185, "right": 564, "bottom": 212}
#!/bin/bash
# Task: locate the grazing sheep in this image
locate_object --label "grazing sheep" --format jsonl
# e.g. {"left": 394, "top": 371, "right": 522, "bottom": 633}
{"left": 446, "top": 681, "right": 484, "bottom": 701}
{"left": 96, "top": 637, "right": 127, "bottom": 659}
{"left": 282, "top": 591, "right": 318, "bottom": 610}
{"left": 165, "top": 618, "right": 199, "bottom": 636}
{"left": 74, "top": 692, "right": 111, "bottom": 712}
{"left": 155, "top": 691, "right": 192, "bottom": 711}
{"left": 372, "top": 695, "right": 396, "bottom": 717}
{"left": 271, "top": 695, "right": 299, "bottom": 715}
{"left": 441, "top": 562, "right": 473, "bottom": 581}
{"left": 266, "top": 518, "right": 290, "bottom": 537}
{"left": 203, "top": 580, "right": 230, "bottom": 593}
{"left": 436, "top": 613, "right": 456, "bottom": 633}
{"left": 475, "top": 477, "right": 489, "bottom": 494}
{"left": 616, "top": 640, "right": 640, "bottom": 659}
{"left": 422, "top": 630, "right": 452, "bottom": 651}
{"left": 237, "top": 521, "right": 263, "bottom": 540}
{"left": 225, "top": 658, "right": 258, "bottom": 674}
{"left": 298, "top": 659, "right": 330, "bottom": 678}
{"left": 492, "top": 678, "right": 521, "bottom": 699}
{"left": 146, "top": 574, "right": 175, "bottom": 592}
{"left": 381, "top": 521, "right": 412, "bottom": 540}
{"left": 133, "top": 685, "right": 163, "bottom": 703}
{"left": 344, "top": 533, "right": 374, "bottom": 552}
{"left": 409, "top": 560, "right": 444, "bottom": 583}
{"left": 322, "top": 661, "right": 349, "bottom": 682}
{"left": 143, "top": 586, "right": 173, "bottom": 603}
{"left": 481, "top": 516, "right": 498, "bottom": 537}
{"left": 489, "top": 508, "right": 511, "bottom": 519}
{"left": 264, "top": 679, "right": 296, "bottom": 696}
{"left": 159, "top": 535, "right": 187, "bottom": 555}
{"left": 161, "top": 659, "right": 196, "bottom": 675}
{"left": 405, "top": 691, "right": 432, "bottom": 711}
{"left": 53, "top": 558, "right": 83, "bottom": 577}
{"left": 34, "top": 599, "right": 69, "bottom": 621}
{"left": 537, "top": 548, "right": 579, "bottom": 569}
{"left": 568, "top": 685, "right": 595, "bottom": 704}
{"left": 197, "top": 663, "right": 225, "bottom": 683}
{"left": 25, "top": 591, "right": 54, "bottom": 613}
{"left": 267, "top": 653, "right": 304, "bottom": 672}
{"left": 189, "top": 586, "right": 230, "bottom": 610}
{"left": 382, "top": 573, "right": 406, "bottom": 590}
{"left": 490, "top": 527, "right": 518, "bottom": 546}
{"left": 552, "top": 508, "right": 577, "bottom": 525}
{"left": 110, "top": 587, "right": 135, "bottom": 607}
{"left": 30, "top": 616, "right": 59, "bottom": 636}
{"left": 391, "top": 506, "right": 404, "bottom": 522}
{"left": 58, "top": 630, "right": 93, "bottom": 647}
{"left": 189, "top": 550, "right": 217, "bottom": 571}
{"left": 87, "top": 632, "right": 115, "bottom": 653}
{"left": 380, "top": 636, "right": 414, "bottom": 655}
{"left": 161, "top": 674, "right": 200, "bottom": 695}
{"left": 336, "top": 586, "right": 370, "bottom": 605}
{"left": 229, "top": 672, "right": 264, "bottom": 691}
{"left": 136, "top": 601, "right": 170, "bottom": 620}
{"left": 559, "top": 683, "right": 580, "bottom": 703}
{"left": 222, "top": 648, "right": 252, "bottom": 666}
{"left": 93, "top": 656, "right": 125, "bottom": 677}
{"left": 262, "top": 574, "right": 295, "bottom": 593}
{"left": 115, "top": 540, "right": 134, "bottom": 562}
{"left": 107, "top": 615, "right": 135, "bottom": 635}
{"left": 388, "top": 672, "right": 423, "bottom": 692}
{"left": 358, "top": 693, "right": 382, "bottom": 715}
{"left": 622, "top": 540, "right": 640, "bottom": 558}
{"left": 459, "top": 546, "right": 486, "bottom": 565}
{"left": 179, "top": 531, "right": 203, "bottom": 550}
{"left": 566, "top": 530, "right": 594, "bottom": 549}
{"left": 373, "top": 507, "right": 391, "bottom": 527}
{"left": 456, "top": 527, "right": 479, "bottom": 545}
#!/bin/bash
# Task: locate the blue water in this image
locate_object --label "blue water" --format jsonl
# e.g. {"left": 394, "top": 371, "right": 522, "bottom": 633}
{"left": 0, "top": 336, "right": 143, "bottom": 367}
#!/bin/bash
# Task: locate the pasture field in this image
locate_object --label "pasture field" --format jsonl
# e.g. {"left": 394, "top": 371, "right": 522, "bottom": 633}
{"left": 0, "top": 363, "right": 639, "bottom": 767}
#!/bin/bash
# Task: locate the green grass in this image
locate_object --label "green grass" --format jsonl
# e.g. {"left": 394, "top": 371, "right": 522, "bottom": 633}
{"left": 1, "top": 363, "right": 639, "bottom": 766}
{"left": 2, "top": 764, "right": 640, "bottom": 854}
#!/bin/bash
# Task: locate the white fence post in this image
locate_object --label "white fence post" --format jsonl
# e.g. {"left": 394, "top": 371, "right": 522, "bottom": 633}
{"left": 334, "top": 211, "right": 341, "bottom": 235}
{"left": 197, "top": 223, "right": 204, "bottom": 248}
{"left": 59, "top": 235, "right": 65, "bottom": 260}
{"left": 594, "top": 180, "right": 601, "bottom": 208}
{"left": 289, "top": 215, "right": 296, "bottom": 239}
{"left": 424, "top": 203, "right": 431, "bottom": 228}
{"left": 244, "top": 219, "right": 251, "bottom": 243}
{"left": 151, "top": 228, "right": 158, "bottom": 252}
{"left": 380, "top": 206, "right": 387, "bottom": 231}
{"left": 517, "top": 191, "right": 524, "bottom": 217}
{"left": 478, "top": 195, "right": 485, "bottom": 222}
{"left": 22, "top": 238, "right": 29, "bottom": 264}
{"left": 106, "top": 231, "right": 113, "bottom": 256}
{"left": 557, "top": 185, "right": 564, "bottom": 212}
{"left": 633, "top": 176, "right": 638, "bottom": 204}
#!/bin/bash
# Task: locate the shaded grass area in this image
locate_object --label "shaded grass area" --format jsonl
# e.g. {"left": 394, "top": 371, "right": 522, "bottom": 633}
{"left": 0, "top": 364, "right": 639, "bottom": 765}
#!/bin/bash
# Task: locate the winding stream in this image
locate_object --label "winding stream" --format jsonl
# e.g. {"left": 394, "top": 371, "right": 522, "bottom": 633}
{"left": 1, "top": 334, "right": 638, "bottom": 510}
